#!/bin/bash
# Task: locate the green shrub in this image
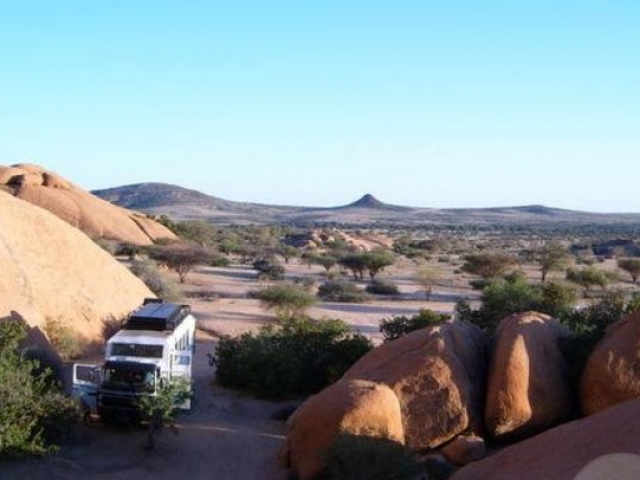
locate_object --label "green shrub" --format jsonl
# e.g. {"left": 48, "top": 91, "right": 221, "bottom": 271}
{"left": 137, "top": 376, "right": 192, "bottom": 451}
{"left": 365, "top": 280, "right": 400, "bottom": 296}
{"left": 317, "top": 281, "right": 370, "bottom": 303}
{"left": 210, "top": 254, "right": 231, "bottom": 267}
{"left": 322, "top": 434, "right": 422, "bottom": 480}
{"left": 566, "top": 267, "right": 615, "bottom": 295}
{"left": 254, "top": 284, "right": 316, "bottom": 319}
{"left": 380, "top": 309, "right": 450, "bottom": 342}
{"left": 43, "top": 317, "right": 85, "bottom": 361}
{"left": 557, "top": 291, "right": 638, "bottom": 398}
{"left": 456, "top": 278, "right": 576, "bottom": 333}
{"left": 214, "top": 318, "right": 372, "bottom": 399}
{"left": 129, "top": 259, "right": 183, "bottom": 302}
{"left": 253, "top": 257, "right": 285, "bottom": 280}
{"left": 0, "top": 320, "right": 80, "bottom": 457}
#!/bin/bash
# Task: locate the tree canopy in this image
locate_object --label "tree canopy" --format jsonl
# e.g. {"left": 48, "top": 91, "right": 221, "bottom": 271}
{"left": 460, "top": 252, "right": 517, "bottom": 280}
{"left": 535, "top": 241, "right": 571, "bottom": 282}
{"left": 617, "top": 258, "right": 640, "bottom": 283}
{"left": 255, "top": 284, "right": 316, "bottom": 319}
{"left": 148, "top": 241, "right": 212, "bottom": 283}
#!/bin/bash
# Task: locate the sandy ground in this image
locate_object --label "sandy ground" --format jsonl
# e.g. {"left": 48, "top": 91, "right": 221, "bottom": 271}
{"left": 0, "top": 261, "right": 475, "bottom": 480}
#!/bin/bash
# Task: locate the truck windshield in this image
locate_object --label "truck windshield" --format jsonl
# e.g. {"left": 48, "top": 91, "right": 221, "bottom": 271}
{"left": 102, "top": 363, "right": 156, "bottom": 393}
{"left": 110, "top": 343, "right": 163, "bottom": 358}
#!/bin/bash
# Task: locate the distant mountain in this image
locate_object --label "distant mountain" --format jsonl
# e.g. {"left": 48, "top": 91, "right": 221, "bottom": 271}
{"left": 94, "top": 182, "right": 241, "bottom": 211}
{"left": 93, "top": 182, "right": 305, "bottom": 224}
{"left": 338, "top": 194, "right": 412, "bottom": 212}
{"left": 93, "top": 182, "right": 640, "bottom": 226}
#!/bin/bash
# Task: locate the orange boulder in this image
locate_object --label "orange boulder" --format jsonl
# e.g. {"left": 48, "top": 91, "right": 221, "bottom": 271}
{"left": 485, "top": 311, "right": 572, "bottom": 440}
{"left": 281, "top": 379, "right": 403, "bottom": 480}
{"left": 581, "top": 312, "right": 640, "bottom": 415}
{"left": 343, "top": 321, "right": 488, "bottom": 449}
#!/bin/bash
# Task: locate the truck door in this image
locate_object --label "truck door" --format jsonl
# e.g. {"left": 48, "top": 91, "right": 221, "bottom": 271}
{"left": 72, "top": 363, "right": 102, "bottom": 421}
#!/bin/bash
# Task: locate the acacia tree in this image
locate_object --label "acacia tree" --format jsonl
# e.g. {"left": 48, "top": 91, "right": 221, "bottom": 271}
{"left": 277, "top": 245, "right": 299, "bottom": 264}
{"left": 460, "top": 252, "right": 517, "bottom": 280}
{"left": 362, "top": 249, "right": 396, "bottom": 280}
{"left": 566, "top": 267, "right": 615, "bottom": 296}
{"left": 414, "top": 266, "right": 440, "bottom": 301}
{"left": 315, "top": 253, "right": 338, "bottom": 273}
{"left": 255, "top": 284, "right": 316, "bottom": 319}
{"left": 535, "top": 241, "right": 571, "bottom": 282}
{"left": 339, "top": 254, "right": 368, "bottom": 281}
{"left": 617, "top": 258, "right": 640, "bottom": 283}
{"left": 148, "top": 242, "right": 212, "bottom": 283}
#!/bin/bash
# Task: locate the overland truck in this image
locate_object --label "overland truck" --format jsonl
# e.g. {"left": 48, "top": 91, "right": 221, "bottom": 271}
{"left": 72, "top": 299, "right": 196, "bottom": 423}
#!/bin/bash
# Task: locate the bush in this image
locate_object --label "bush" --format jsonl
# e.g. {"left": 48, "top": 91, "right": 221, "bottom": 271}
{"left": 115, "top": 242, "right": 143, "bottom": 259}
{"left": 317, "top": 281, "right": 370, "bottom": 303}
{"left": 254, "top": 284, "right": 316, "bottom": 319}
{"left": 557, "top": 291, "right": 640, "bottom": 398}
{"left": 214, "top": 318, "right": 372, "bottom": 399}
{"left": 365, "top": 280, "right": 400, "bottom": 296}
{"left": 130, "top": 259, "right": 183, "bottom": 302}
{"left": 0, "top": 320, "right": 80, "bottom": 457}
{"left": 252, "top": 258, "right": 285, "bottom": 281}
{"left": 210, "top": 254, "right": 231, "bottom": 267}
{"left": 43, "top": 317, "right": 85, "bottom": 361}
{"left": 137, "top": 376, "right": 192, "bottom": 451}
{"left": 456, "top": 278, "right": 577, "bottom": 333}
{"left": 322, "top": 434, "right": 422, "bottom": 480}
{"left": 293, "top": 276, "right": 317, "bottom": 292}
{"left": 566, "top": 267, "right": 615, "bottom": 295}
{"left": 380, "top": 309, "right": 450, "bottom": 342}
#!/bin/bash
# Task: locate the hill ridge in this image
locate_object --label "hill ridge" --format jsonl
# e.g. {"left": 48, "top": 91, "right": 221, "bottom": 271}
{"left": 92, "top": 182, "right": 640, "bottom": 226}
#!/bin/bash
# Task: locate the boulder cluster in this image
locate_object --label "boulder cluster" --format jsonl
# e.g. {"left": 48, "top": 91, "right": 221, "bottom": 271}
{"left": 281, "top": 311, "right": 640, "bottom": 480}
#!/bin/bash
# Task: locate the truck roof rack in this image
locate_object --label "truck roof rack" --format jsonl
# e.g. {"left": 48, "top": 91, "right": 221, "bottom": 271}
{"left": 123, "top": 301, "right": 191, "bottom": 332}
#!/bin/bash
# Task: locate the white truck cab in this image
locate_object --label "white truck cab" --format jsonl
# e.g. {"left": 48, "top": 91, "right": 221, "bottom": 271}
{"left": 73, "top": 299, "right": 196, "bottom": 423}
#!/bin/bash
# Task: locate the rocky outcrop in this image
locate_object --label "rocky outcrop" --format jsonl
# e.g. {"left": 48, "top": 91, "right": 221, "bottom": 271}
{"left": 0, "top": 189, "right": 153, "bottom": 344}
{"left": 581, "top": 312, "right": 640, "bottom": 415}
{"left": 280, "top": 379, "right": 403, "bottom": 480}
{"left": 283, "top": 321, "right": 487, "bottom": 479}
{"left": 343, "top": 321, "right": 488, "bottom": 449}
{"left": 451, "top": 397, "right": 640, "bottom": 480}
{"left": 0, "top": 163, "right": 175, "bottom": 245}
{"left": 485, "top": 311, "right": 572, "bottom": 440}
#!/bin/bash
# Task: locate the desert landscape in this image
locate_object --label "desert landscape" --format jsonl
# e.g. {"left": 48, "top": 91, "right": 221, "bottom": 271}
{"left": 3, "top": 164, "right": 640, "bottom": 479}
{"left": 3, "top": 2, "right": 639, "bottom": 478}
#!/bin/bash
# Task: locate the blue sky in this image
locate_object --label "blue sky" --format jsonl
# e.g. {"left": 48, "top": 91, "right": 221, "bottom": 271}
{"left": 1, "top": 1, "right": 638, "bottom": 211}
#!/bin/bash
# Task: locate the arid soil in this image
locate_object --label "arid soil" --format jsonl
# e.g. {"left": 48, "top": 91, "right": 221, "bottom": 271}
{"left": 0, "top": 261, "right": 470, "bottom": 480}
